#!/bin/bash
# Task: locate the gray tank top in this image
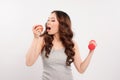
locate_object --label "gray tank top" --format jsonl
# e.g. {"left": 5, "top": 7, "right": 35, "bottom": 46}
{"left": 41, "top": 48, "right": 74, "bottom": 80}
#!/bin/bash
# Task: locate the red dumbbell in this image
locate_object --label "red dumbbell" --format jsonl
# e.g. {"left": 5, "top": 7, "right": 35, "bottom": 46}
{"left": 88, "top": 40, "right": 96, "bottom": 50}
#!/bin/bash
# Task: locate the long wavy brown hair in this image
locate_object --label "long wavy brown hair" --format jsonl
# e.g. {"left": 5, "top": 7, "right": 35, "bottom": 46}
{"left": 41, "top": 10, "right": 75, "bottom": 66}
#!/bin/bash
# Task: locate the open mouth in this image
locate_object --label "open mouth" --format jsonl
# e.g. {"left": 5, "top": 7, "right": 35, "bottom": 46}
{"left": 46, "top": 27, "right": 51, "bottom": 30}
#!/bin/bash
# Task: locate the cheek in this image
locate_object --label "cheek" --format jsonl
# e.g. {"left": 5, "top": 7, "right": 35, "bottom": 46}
{"left": 56, "top": 25, "right": 59, "bottom": 30}
{"left": 53, "top": 26, "right": 59, "bottom": 33}
{"left": 53, "top": 23, "right": 59, "bottom": 31}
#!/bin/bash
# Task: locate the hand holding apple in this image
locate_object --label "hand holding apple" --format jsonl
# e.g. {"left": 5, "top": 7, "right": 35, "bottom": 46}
{"left": 32, "top": 25, "right": 43, "bottom": 38}
{"left": 88, "top": 40, "right": 97, "bottom": 51}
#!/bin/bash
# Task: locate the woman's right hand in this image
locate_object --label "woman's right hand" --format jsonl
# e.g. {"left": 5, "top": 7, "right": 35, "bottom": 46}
{"left": 32, "top": 25, "right": 43, "bottom": 38}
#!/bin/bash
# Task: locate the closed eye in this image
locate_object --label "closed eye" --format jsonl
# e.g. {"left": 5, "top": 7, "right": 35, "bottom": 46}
{"left": 51, "top": 20, "right": 55, "bottom": 22}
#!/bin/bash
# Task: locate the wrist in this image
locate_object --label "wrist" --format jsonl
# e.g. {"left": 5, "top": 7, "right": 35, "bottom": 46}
{"left": 33, "top": 36, "right": 41, "bottom": 40}
{"left": 34, "top": 34, "right": 41, "bottom": 39}
{"left": 89, "top": 50, "right": 94, "bottom": 54}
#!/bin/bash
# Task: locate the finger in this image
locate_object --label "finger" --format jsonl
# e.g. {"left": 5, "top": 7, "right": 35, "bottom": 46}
{"left": 89, "top": 40, "right": 97, "bottom": 47}
{"left": 35, "top": 25, "right": 43, "bottom": 30}
{"left": 32, "top": 25, "right": 38, "bottom": 31}
{"left": 89, "top": 40, "right": 95, "bottom": 44}
{"left": 32, "top": 25, "right": 42, "bottom": 30}
{"left": 36, "top": 28, "right": 43, "bottom": 33}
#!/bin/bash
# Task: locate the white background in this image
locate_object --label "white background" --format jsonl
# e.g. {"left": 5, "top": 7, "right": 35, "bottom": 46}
{"left": 0, "top": 0, "right": 120, "bottom": 80}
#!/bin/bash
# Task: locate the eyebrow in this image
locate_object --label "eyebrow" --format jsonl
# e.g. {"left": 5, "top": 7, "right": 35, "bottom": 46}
{"left": 48, "top": 17, "right": 55, "bottom": 19}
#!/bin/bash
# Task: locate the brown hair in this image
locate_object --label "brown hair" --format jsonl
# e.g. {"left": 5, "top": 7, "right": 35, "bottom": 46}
{"left": 41, "top": 10, "right": 75, "bottom": 66}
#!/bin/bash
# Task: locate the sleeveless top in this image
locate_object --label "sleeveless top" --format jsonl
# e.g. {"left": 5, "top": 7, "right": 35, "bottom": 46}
{"left": 41, "top": 48, "right": 74, "bottom": 80}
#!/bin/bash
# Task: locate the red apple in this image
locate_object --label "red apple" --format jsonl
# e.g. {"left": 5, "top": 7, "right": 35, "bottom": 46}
{"left": 35, "top": 25, "right": 43, "bottom": 32}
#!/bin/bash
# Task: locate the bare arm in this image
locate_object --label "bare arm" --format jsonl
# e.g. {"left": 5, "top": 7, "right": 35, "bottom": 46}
{"left": 73, "top": 41, "right": 96, "bottom": 73}
{"left": 26, "top": 25, "right": 44, "bottom": 66}
{"left": 26, "top": 37, "right": 44, "bottom": 66}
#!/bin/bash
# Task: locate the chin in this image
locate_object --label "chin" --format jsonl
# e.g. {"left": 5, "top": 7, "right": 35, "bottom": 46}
{"left": 47, "top": 32, "right": 54, "bottom": 35}
{"left": 47, "top": 31, "right": 58, "bottom": 35}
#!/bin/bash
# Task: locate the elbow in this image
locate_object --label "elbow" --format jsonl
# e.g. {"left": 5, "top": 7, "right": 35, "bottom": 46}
{"left": 26, "top": 59, "right": 34, "bottom": 66}
{"left": 78, "top": 69, "right": 86, "bottom": 74}
{"left": 79, "top": 70, "right": 85, "bottom": 74}
{"left": 26, "top": 55, "right": 34, "bottom": 66}
{"left": 26, "top": 62, "right": 33, "bottom": 66}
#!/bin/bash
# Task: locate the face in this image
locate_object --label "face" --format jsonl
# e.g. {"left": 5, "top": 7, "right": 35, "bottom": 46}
{"left": 46, "top": 13, "right": 59, "bottom": 35}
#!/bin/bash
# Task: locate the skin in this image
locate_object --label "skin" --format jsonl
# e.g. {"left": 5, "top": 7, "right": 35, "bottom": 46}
{"left": 26, "top": 12, "right": 97, "bottom": 74}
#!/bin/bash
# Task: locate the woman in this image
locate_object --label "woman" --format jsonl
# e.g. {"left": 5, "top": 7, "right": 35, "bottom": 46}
{"left": 26, "top": 10, "right": 97, "bottom": 80}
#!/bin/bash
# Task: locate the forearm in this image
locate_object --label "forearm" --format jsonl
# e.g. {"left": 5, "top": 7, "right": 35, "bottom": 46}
{"left": 26, "top": 37, "right": 43, "bottom": 66}
{"left": 80, "top": 50, "right": 94, "bottom": 73}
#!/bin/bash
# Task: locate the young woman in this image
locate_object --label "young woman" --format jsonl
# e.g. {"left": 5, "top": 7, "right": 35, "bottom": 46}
{"left": 26, "top": 10, "right": 97, "bottom": 80}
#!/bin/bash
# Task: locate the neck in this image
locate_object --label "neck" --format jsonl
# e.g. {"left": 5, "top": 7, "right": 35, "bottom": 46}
{"left": 53, "top": 33, "right": 60, "bottom": 42}
{"left": 52, "top": 33, "right": 64, "bottom": 49}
